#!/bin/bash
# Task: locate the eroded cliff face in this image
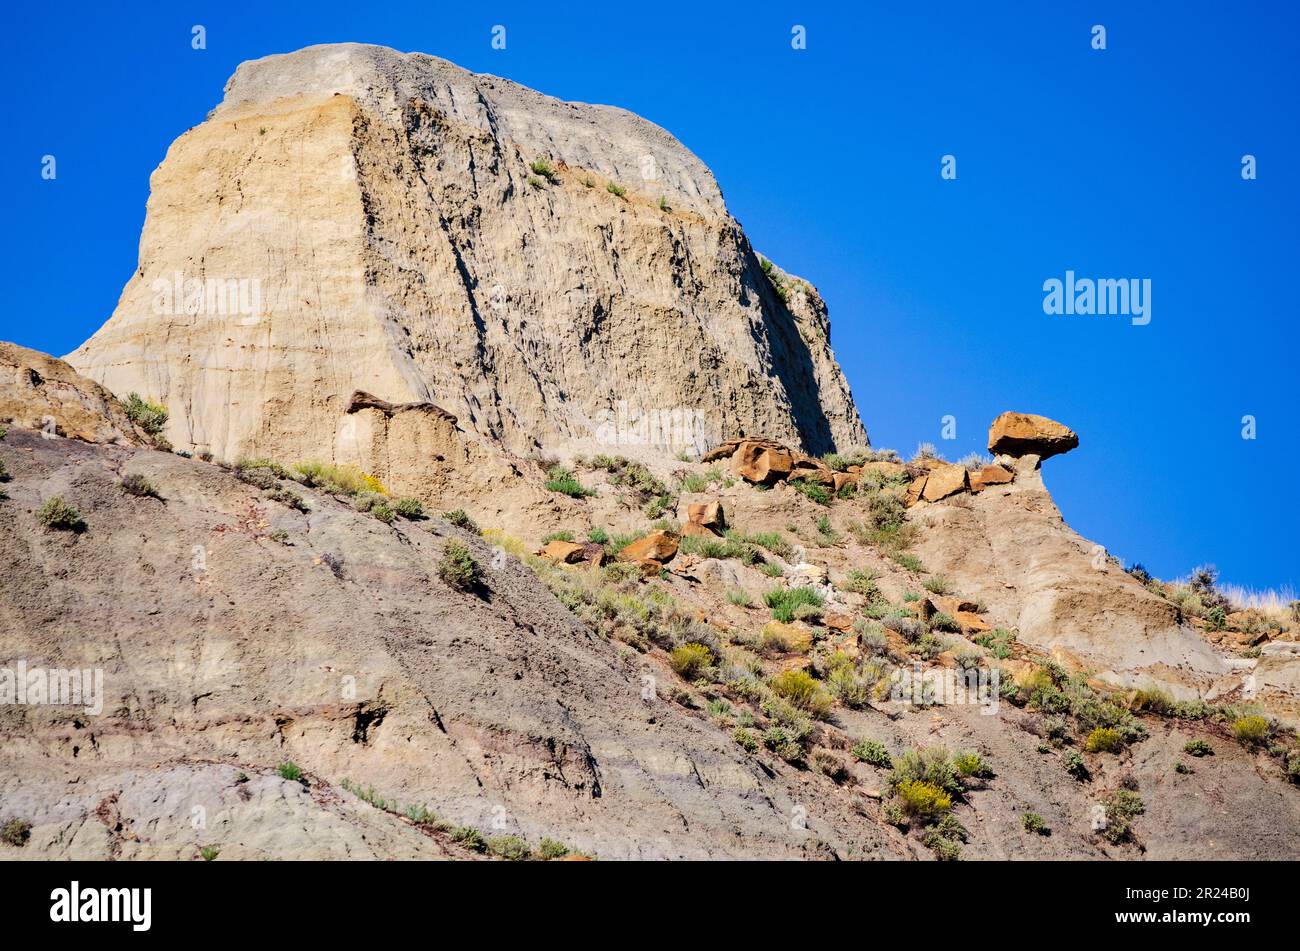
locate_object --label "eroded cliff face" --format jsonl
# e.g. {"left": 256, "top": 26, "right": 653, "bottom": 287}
{"left": 66, "top": 43, "right": 866, "bottom": 467}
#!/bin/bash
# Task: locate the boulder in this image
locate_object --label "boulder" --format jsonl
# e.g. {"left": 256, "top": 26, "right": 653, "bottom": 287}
{"left": 618, "top": 530, "right": 679, "bottom": 563}
{"left": 956, "top": 611, "right": 991, "bottom": 634}
{"left": 920, "top": 463, "right": 968, "bottom": 502}
{"left": 832, "top": 471, "right": 859, "bottom": 494}
{"left": 735, "top": 440, "right": 795, "bottom": 484}
{"left": 537, "top": 540, "right": 585, "bottom": 564}
{"left": 904, "top": 475, "right": 927, "bottom": 507}
{"left": 681, "top": 520, "right": 717, "bottom": 539}
{"left": 790, "top": 563, "right": 829, "bottom": 586}
{"left": 0, "top": 341, "right": 149, "bottom": 445}
{"left": 824, "top": 613, "right": 854, "bottom": 632}
{"left": 969, "top": 464, "right": 1015, "bottom": 493}
{"left": 987, "top": 412, "right": 1078, "bottom": 460}
{"left": 790, "top": 455, "right": 835, "bottom": 485}
{"left": 686, "top": 500, "right": 725, "bottom": 531}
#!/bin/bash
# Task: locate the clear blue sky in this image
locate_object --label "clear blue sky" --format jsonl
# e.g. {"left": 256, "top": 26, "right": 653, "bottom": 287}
{"left": 2, "top": 1, "right": 1296, "bottom": 590}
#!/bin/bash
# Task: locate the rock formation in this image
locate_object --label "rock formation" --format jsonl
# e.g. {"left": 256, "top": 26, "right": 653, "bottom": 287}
{"left": 66, "top": 43, "right": 866, "bottom": 478}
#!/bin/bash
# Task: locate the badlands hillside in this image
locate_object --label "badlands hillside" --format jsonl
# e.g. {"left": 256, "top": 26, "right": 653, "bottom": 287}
{"left": 2, "top": 44, "right": 1298, "bottom": 861}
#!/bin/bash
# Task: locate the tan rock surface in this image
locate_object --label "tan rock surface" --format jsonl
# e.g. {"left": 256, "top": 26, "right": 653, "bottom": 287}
{"left": 67, "top": 44, "right": 865, "bottom": 472}
{"left": 0, "top": 342, "right": 146, "bottom": 445}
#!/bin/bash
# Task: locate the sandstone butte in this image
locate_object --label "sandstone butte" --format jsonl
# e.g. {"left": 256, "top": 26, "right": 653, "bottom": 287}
{"left": 65, "top": 43, "right": 865, "bottom": 480}
{"left": 1, "top": 44, "right": 1298, "bottom": 863}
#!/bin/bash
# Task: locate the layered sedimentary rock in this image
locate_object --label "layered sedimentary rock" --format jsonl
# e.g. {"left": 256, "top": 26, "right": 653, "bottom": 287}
{"left": 67, "top": 43, "right": 866, "bottom": 473}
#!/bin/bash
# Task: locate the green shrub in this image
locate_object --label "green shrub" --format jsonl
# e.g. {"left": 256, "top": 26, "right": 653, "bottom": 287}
{"left": 529, "top": 158, "right": 557, "bottom": 180}
{"left": 658, "top": 195, "right": 671, "bottom": 212}
{"left": 276, "top": 761, "right": 303, "bottom": 783}
{"left": 124, "top": 392, "right": 168, "bottom": 435}
{"left": 542, "top": 530, "right": 575, "bottom": 544}
{"left": 587, "top": 527, "right": 609, "bottom": 545}
{"left": 762, "top": 727, "right": 804, "bottom": 763}
{"left": 544, "top": 466, "right": 596, "bottom": 498}
{"left": 954, "top": 751, "right": 992, "bottom": 778}
{"left": 841, "top": 569, "right": 879, "bottom": 598}
{"left": 1063, "top": 750, "right": 1089, "bottom": 781}
{"left": 293, "top": 461, "right": 385, "bottom": 495}
{"left": 1, "top": 818, "right": 31, "bottom": 847}
{"left": 974, "top": 628, "right": 1016, "bottom": 659}
{"left": 764, "top": 585, "right": 825, "bottom": 623}
{"left": 726, "top": 588, "right": 754, "bottom": 607}
{"left": 929, "top": 611, "right": 961, "bottom": 633}
{"left": 769, "top": 669, "right": 832, "bottom": 719}
{"left": 527, "top": 175, "right": 546, "bottom": 189}
{"left": 893, "top": 552, "right": 925, "bottom": 573}
{"left": 742, "top": 530, "right": 792, "bottom": 559}
{"left": 0, "top": 458, "right": 8, "bottom": 481}
{"left": 1183, "top": 739, "right": 1214, "bottom": 757}
{"left": 733, "top": 727, "right": 759, "bottom": 752}
{"left": 789, "top": 478, "right": 831, "bottom": 505}
{"left": 1286, "top": 748, "right": 1300, "bottom": 782}
{"left": 892, "top": 747, "right": 963, "bottom": 796}
{"left": 670, "top": 642, "right": 713, "bottom": 679}
{"left": 851, "top": 739, "right": 893, "bottom": 769}
{"left": 486, "top": 834, "right": 531, "bottom": 860}
{"left": 1101, "top": 789, "right": 1144, "bottom": 844}
{"left": 1083, "top": 727, "right": 1125, "bottom": 754}
{"left": 393, "top": 497, "right": 424, "bottom": 519}
{"left": 1022, "top": 812, "right": 1047, "bottom": 834}
{"left": 605, "top": 181, "right": 626, "bottom": 198}
{"left": 439, "top": 540, "right": 481, "bottom": 591}
{"left": 1232, "top": 715, "right": 1270, "bottom": 745}
{"left": 895, "top": 780, "right": 952, "bottom": 820}
{"left": 200, "top": 845, "right": 220, "bottom": 861}
{"left": 538, "top": 837, "right": 570, "bottom": 860}
{"left": 120, "top": 473, "right": 158, "bottom": 498}
{"left": 369, "top": 501, "right": 396, "bottom": 524}
{"left": 441, "top": 509, "right": 478, "bottom": 532}
{"left": 923, "top": 576, "right": 950, "bottom": 595}
{"left": 452, "top": 827, "right": 486, "bottom": 852}
{"left": 36, "top": 496, "right": 84, "bottom": 532}
{"left": 266, "top": 485, "right": 307, "bottom": 511}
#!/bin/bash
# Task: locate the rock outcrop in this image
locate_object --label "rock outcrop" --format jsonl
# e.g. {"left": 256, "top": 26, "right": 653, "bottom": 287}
{"left": 987, "top": 412, "right": 1079, "bottom": 460}
{"left": 0, "top": 343, "right": 147, "bottom": 446}
{"left": 66, "top": 43, "right": 866, "bottom": 475}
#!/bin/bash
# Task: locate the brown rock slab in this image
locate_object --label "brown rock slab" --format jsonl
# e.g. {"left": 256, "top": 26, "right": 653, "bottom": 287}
{"left": 618, "top": 530, "right": 679, "bottom": 563}
{"left": 537, "top": 540, "right": 585, "bottom": 564}
{"left": 987, "top": 412, "right": 1078, "bottom": 460}
{"left": 680, "top": 520, "right": 717, "bottom": 539}
{"left": 905, "top": 475, "right": 928, "bottom": 507}
{"left": 736, "top": 441, "right": 795, "bottom": 484}
{"left": 824, "top": 613, "right": 854, "bottom": 632}
{"left": 920, "top": 462, "right": 968, "bottom": 502}
{"left": 687, "top": 500, "right": 725, "bottom": 530}
{"left": 970, "top": 463, "right": 1015, "bottom": 493}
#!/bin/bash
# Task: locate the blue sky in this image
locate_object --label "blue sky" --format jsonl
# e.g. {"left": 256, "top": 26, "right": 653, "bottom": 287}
{"left": 2, "top": 2, "right": 1296, "bottom": 590}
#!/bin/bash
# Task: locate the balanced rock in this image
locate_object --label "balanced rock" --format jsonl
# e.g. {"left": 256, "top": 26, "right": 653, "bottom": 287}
{"left": 987, "top": 412, "right": 1078, "bottom": 460}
